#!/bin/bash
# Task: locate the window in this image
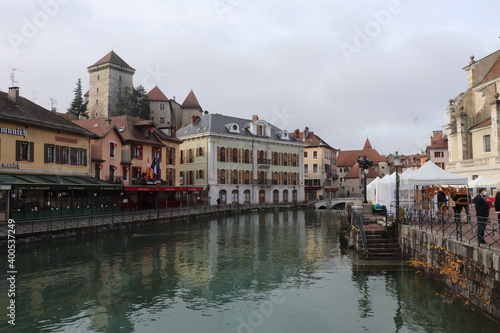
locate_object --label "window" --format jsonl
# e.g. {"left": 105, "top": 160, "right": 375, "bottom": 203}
{"left": 232, "top": 190, "right": 239, "bottom": 204}
{"left": 122, "top": 166, "right": 128, "bottom": 181}
{"left": 16, "top": 140, "right": 34, "bottom": 162}
{"left": 220, "top": 169, "right": 226, "bottom": 184}
{"left": 45, "top": 144, "right": 56, "bottom": 163}
{"left": 75, "top": 149, "right": 85, "bottom": 165}
{"left": 160, "top": 117, "right": 165, "bottom": 124}
{"left": 273, "top": 190, "right": 279, "bottom": 203}
{"left": 168, "top": 147, "right": 175, "bottom": 165}
{"left": 241, "top": 149, "right": 248, "bottom": 163}
{"left": 483, "top": 135, "right": 491, "bottom": 153}
{"left": 197, "top": 147, "right": 204, "bottom": 157}
{"left": 180, "top": 150, "right": 185, "bottom": 164}
{"left": 304, "top": 164, "right": 309, "bottom": 173}
{"left": 434, "top": 151, "right": 443, "bottom": 158}
{"left": 313, "top": 151, "right": 318, "bottom": 159}
{"left": 160, "top": 103, "right": 165, "bottom": 111}
{"left": 133, "top": 145, "right": 143, "bottom": 160}
{"left": 233, "top": 148, "right": 238, "bottom": 163}
{"left": 283, "top": 190, "right": 289, "bottom": 203}
{"left": 220, "top": 147, "right": 226, "bottom": 162}
{"left": 109, "top": 142, "right": 116, "bottom": 158}
{"left": 284, "top": 153, "right": 288, "bottom": 166}
{"left": 313, "top": 164, "right": 318, "bottom": 173}
{"left": 304, "top": 151, "right": 308, "bottom": 158}
{"left": 60, "top": 147, "right": 70, "bottom": 164}
{"left": 188, "top": 149, "right": 193, "bottom": 163}
{"left": 244, "top": 190, "right": 251, "bottom": 204}
{"left": 197, "top": 169, "right": 204, "bottom": 180}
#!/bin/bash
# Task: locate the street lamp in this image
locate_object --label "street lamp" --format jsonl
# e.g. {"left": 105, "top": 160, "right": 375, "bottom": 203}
{"left": 393, "top": 151, "right": 403, "bottom": 222}
{"left": 357, "top": 155, "right": 373, "bottom": 203}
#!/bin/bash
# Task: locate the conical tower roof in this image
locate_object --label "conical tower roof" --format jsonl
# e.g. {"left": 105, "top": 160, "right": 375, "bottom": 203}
{"left": 181, "top": 90, "right": 202, "bottom": 108}
{"left": 88, "top": 50, "right": 135, "bottom": 71}
{"left": 147, "top": 86, "right": 169, "bottom": 101}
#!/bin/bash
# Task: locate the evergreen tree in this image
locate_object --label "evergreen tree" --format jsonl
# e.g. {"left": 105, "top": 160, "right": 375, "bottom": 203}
{"left": 116, "top": 85, "right": 151, "bottom": 120}
{"left": 134, "top": 85, "right": 151, "bottom": 120}
{"left": 67, "top": 78, "right": 86, "bottom": 118}
{"left": 116, "top": 85, "right": 134, "bottom": 117}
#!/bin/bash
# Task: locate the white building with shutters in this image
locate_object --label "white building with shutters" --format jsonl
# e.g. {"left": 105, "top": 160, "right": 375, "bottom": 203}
{"left": 176, "top": 113, "right": 306, "bottom": 205}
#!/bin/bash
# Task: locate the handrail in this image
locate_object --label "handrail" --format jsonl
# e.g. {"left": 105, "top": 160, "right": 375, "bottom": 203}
{"left": 352, "top": 210, "right": 368, "bottom": 256}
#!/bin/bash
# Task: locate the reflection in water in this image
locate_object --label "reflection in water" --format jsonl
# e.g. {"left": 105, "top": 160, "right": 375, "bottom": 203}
{"left": 0, "top": 210, "right": 499, "bottom": 332}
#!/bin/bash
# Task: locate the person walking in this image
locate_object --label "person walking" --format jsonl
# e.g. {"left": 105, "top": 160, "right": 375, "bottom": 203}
{"left": 474, "top": 188, "right": 490, "bottom": 244}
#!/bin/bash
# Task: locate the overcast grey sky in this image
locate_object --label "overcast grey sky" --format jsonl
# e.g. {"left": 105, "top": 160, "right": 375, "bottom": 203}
{"left": 1, "top": 0, "right": 499, "bottom": 156}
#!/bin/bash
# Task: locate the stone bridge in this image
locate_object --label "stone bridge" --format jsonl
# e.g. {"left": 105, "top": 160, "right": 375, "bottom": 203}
{"left": 314, "top": 198, "right": 363, "bottom": 210}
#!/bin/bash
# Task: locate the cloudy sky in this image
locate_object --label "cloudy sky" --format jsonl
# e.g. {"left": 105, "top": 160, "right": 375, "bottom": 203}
{"left": 1, "top": 0, "right": 499, "bottom": 156}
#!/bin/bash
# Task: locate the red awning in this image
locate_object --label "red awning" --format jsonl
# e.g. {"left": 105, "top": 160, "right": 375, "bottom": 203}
{"left": 124, "top": 186, "right": 203, "bottom": 192}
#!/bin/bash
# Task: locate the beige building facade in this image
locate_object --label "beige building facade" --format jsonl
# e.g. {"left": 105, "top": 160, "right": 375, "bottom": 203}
{"left": 177, "top": 114, "right": 306, "bottom": 205}
{"left": 444, "top": 50, "right": 500, "bottom": 182}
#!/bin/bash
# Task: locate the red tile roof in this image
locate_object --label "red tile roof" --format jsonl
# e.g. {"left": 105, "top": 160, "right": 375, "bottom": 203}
{"left": 344, "top": 163, "right": 379, "bottom": 179}
{"left": 88, "top": 50, "right": 135, "bottom": 71}
{"left": 181, "top": 90, "right": 201, "bottom": 108}
{"left": 427, "top": 135, "right": 448, "bottom": 149}
{"left": 470, "top": 117, "right": 492, "bottom": 130}
{"left": 73, "top": 116, "right": 181, "bottom": 145}
{"left": 337, "top": 139, "right": 386, "bottom": 167}
{"left": 147, "top": 86, "right": 169, "bottom": 101}
{"left": 291, "top": 129, "right": 335, "bottom": 149}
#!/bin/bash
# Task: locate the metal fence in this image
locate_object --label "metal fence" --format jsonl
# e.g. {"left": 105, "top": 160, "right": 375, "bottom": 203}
{"left": 1, "top": 202, "right": 304, "bottom": 239}
{"left": 397, "top": 206, "right": 500, "bottom": 250}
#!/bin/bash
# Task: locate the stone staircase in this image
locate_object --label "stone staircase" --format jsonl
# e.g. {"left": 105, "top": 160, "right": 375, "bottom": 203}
{"left": 362, "top": 228, "right": 402, "bottom": 260}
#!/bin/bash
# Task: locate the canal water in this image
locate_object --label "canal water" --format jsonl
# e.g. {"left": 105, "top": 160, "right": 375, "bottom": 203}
{"left": 1, "top": 210, "right": 499, "bottom": 333}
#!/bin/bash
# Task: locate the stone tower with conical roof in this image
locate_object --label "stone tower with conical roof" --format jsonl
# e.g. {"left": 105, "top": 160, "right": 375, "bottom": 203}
{"left": 181, "top": 89, "right": 203, "bottom": 127}
{"left": 87, "top": 51, "right": 135, "bottom": 118}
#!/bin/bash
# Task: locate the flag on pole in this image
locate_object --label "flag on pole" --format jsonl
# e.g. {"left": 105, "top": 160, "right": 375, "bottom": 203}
{"left": 146, "top": 157, "right": 151, "bottom": 179}
{"left": 152, "top": 151, "right": 161, "bottom": 180}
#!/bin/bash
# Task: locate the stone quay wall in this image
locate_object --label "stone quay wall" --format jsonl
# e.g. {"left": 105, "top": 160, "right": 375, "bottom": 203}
{"left": 400, "top": 225, "right": 500, "bottom": 322}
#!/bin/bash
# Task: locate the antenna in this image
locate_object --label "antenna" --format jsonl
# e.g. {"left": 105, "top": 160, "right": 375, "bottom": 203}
{"left": 29, "top": 91, "right": 37, "bottom": 103}
{"left": 5, "top": 67, "right": 23, "bottom": 86}
{"left": 50, "top": 98, "right": 57, "bottom": 112}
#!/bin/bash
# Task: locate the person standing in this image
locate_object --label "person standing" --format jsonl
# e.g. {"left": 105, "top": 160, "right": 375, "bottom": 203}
{"left": 495, "top": 191, "right": 500, "bottom": 223}
{"left": 474, "top": 188, "right": 490, "bottom": 244}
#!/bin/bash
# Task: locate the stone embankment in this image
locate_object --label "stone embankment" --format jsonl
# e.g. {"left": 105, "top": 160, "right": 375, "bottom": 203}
{"left": 1, "top": 203, "right": 308, "bottom": 245}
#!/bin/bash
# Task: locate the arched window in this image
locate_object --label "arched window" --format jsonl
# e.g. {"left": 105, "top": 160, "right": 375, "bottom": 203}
{"left": 220, "top": 147, "right": 226, "bottom": 162}
{"left": 219, "top": 190, "right": 227, "bottom": 204}
{"left": 283, "top": 190, "right": 289, "bottom": 203}
{"left": 244, "top": 190, "right": 251, "bottom": 203}
{"left": 232, "top": 190, "right": 239, "bottom": 204}
{"left": 273, "top": 190, "right": 279, "bottom": 203}
{"left": 233, "top": 148, "right": 238, "bottom": 163}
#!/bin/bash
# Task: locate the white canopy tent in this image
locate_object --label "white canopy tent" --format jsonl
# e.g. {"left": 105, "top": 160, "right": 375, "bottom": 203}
{"left": 373, "top": 169, "right": 415, "bottom": 214}
{"left": 401, "top": 161, "right": 468, "bottom": 186}
{"left": 366, "top": 176, "right": 381, "bottom": 203}
{"left": 468, "top": 175, "right": 500, "bottom": 196}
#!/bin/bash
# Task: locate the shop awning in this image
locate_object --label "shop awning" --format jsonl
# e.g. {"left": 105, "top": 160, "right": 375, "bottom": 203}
{"left": 0, "top": 173, "right": 123, "bottom": 191}
{"left": 124, "top": 185, "right": 204, "bottom": 192}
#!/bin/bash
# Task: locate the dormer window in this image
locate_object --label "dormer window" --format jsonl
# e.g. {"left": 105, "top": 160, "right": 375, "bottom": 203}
{"left": 225, "top": 123, "right": 240, "bottom": 133}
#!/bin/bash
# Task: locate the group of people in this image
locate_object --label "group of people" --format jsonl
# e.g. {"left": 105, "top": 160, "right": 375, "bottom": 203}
{"left": 437, "top": 188, "right": 500, "bottom": 245}
{"left": 473, "top": 188, "right": 500, "bottom": 245}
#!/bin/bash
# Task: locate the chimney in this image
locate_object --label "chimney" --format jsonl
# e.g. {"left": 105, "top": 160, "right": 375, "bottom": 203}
{"left": 105, "top": 118, "right": 112, "bottom": 125}
{"left": 432, "top": 130, "right": 443, "bottom": 142}
{"left": 191, "top": 115, "right": 199, "bottom": 124}
{"left": 294, "top": 129, "right": 300, "bottom": 137}
{"left": 8, "top": 87, "right": 19, "bottom": 103}
{"left": 252, "top": 115, "right": 259, "bottom": 121}
{"left": 303, "top": 126, "right": 309, "bottom": 140}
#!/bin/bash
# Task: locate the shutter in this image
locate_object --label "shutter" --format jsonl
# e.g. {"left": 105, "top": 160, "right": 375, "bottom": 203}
{"left": 44, "top": 144, "right": 48, "bottom": 163}
{"left": 29, "top": 142, "right": 34, "bottom": 162}
{"left": 217, "top": 169, "right": 221, "bottom": 184}
{"left": 70, "top": 147, "right": 76, "bottom": 165}
{"left": 55, "top": 145, "right": 61, "bottom": 164}
{"left": 84, "top": 149, "right": 88, "bottom": 166}
{"left": 15, "top": 140, "right": 21, "bottom": 161}
{"left": 217, "top": 147, "right": 220, "bottom": 162}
